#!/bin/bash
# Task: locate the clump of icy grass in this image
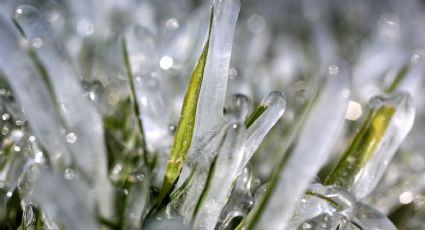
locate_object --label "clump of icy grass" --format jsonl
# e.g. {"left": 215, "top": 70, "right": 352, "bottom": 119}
{"left": 1, "top": 0, "right": 425, "bottom": 229}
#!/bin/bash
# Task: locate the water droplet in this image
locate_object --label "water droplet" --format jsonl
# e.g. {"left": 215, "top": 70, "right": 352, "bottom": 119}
{"left": 2, "top": 113, "right": 10, "bottom": 120}
{"left": 166, "top": 18, "right": 179, "bottom": 30}
{"left": 112, "top": 164, "right": 122, "bottom": 175}
{"left": 345, "top": 101, "right": 363, "bottom": 121}
{"left": 247, "top": 14, "right": 266, "bottom": 34}
{"left": 411, "top": 53, "right": 421, "bottom": 64}
{"left": 136, "top": 173, "right": 145, "bottom": 181}
{"left": 1, "top": 127, "right": 9, "bottom": 135}
{"left": 224, "top": 94, "right": 251, "bottom": 122}
{"left": 34, "top": 151, "right": 44, "bottom": 163}
{"left": 29, "top": 136, "right": 36, "bottom": 142}
{"left": 399, "top": 191, "right": 414, "bottom": 204}
{"left": 129, "top": 212, "right": 137, "bottom": 219}
{"left": 16, "top": 7, "right": 23, "bottom": 15}
{"left": 159, "top": 56, "right": 173, "bottom": 70}
{"left": 31, "top": 37, "right": 43, "bottom": 48}
{"left": 169, "top": 125, "right": 176, "bottom": 135}
{"left": 229, "top": 67, "right": 238, "bottom": 80}
{"left": 15, "top": 120, "right": 23, "bottom": 126}
{"left": 328, "top": 64, "right": 339, "bottom": 75}
{"left": 23, "top": 204, "right": 35, "bottom": 226}
{"left": 378, "top": 13, "right": 400, "bottom": 39}
{"left": 342, "top": 89, "right": 351, "bottom": 99}
{"left": 123, "top": 189, "right": 129, "bottom": 195}
{"left": 41, "top": 2, "right": 62, "bottom": 22}
{"left": 89, "top": 91, "right": 96, "bottom": 101}
{"left": 302, "top": 223, "right": 312, "bottom": 229}
{"left": 77, "top": 19, "right": 94, "bottom": 37}
{"left": 14, "top": 146, "right": 21, "bottom": 152}
{"left": 66, "top": 132, "right": 77, "bottom": 143}
{"left": 140, "top": 96, "right": 148, "bottom": 106}
{"left": 64, "top": 168, "right": 75, "bottom": 180}
{"left": 6, "top": 191, "right": 13, "bottom": 197}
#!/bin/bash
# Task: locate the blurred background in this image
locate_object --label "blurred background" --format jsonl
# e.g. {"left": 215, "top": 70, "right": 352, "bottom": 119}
{"left": 1, "top": 0, "right": 425, "bottom": 229}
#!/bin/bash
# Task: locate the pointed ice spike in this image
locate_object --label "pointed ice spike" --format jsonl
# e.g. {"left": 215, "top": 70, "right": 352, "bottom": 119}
{"left": 193, "top": 122, "right": 246, "bottom": 230}
{"left": 31, "top": 169, "right": 98, "bottom": 230}
{"left": 243, "top": 63, "right": 350, "bottom": 230}
{"left": 0, "top": 15, "right": 71, "bottom": 170}
{"left": 193, "top": 0, "right": 240, "bottom": 138}
{"left": 325, "top": 91, "right": 415, "bottom": 198}
{"left": 15, "top": 6, "right": 114, "bottom": 218}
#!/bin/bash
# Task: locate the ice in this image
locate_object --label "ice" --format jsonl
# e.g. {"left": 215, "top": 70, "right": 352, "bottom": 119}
{"left": 0, "top": 15, "right": 71, "bottom": 169}
{"left": 193, "top": 122, "right": 246, "bottom": 230}
{"left": 176, "top": 122, "right": 232, "bottom": 222}
{"left": 125, "top": 26, "right": 171, "bottom": 153}
{"left": 224, "top": 94, "right": 252, "bottom": 122}
{"left": 123, "top": 171, "right": 151, "bottom": 230}
{"left": 253, "top": 63, "right": 349, "bottom": 229}
{"left": 15, "top": 6, "right": 114, "bottom": 218}
{"left": 216, "top": 165, "right": 257, "bottom": 229}
{"left": 289, "top": 183, "right": 396, "bottom": 230}
{"left": 348, "top": 92, "right": 415, "bottom": 198}
{"left": 193, "top": 0, "right": 240, "bottom": 138}
{"left": 30, "top": 169, "right": 98, "bottom": 230}
{"left": 174, "top": 90, "right": 284, "bottom": 227}
{"left": 242, "top": 91, "right": 286, "bottom": 167}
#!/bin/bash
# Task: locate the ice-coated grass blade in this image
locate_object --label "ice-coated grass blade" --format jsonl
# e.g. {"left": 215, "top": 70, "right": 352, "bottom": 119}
{"left": 240, "top": 64, "right": 349, "bottom": 230}
{"left": 159, "top": 6, "right": 214, "bottom": 202}
{"left": 385, "top": 65, "right": 409, "bottom": 93}
{"left": 325, "top": 91, "right": 415, "bottom": 198}
{"left": 193, "top": 0, "right": 240, "bottom": 138}
{"left": 244, "top": 105, "right": 267, "bottom": 128}
{"left": 324, "top": 106, "right": 395, "bottom": 187}
{"left": 122, "top": 38, "right": 149, "bottom": 165}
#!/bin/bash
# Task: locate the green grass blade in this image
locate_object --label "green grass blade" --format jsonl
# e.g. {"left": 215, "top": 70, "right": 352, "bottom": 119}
{"left": 244, "top": 104, "right": 268, "bottom": 128}
{"left": 385, "top": 65, "right": 409, "bottom": 93}
{"left": 121, "top": 39, "right": 149, "bottom": 165}
{"left": 324, "top": 105, "right": 395, "bottom": 188}
{"left": 159, "top": 7, "right": 214, "bottom": 202}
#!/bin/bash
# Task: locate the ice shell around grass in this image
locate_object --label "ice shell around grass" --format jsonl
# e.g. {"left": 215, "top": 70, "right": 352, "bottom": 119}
{"left": 252, "top": 63, "right": 349, "bottom": 230}
{"left": 289, "top": 183, "right": 397, "bottom": 230}
{"left": 350, "top": 92, "right": 415, "bottom": 198}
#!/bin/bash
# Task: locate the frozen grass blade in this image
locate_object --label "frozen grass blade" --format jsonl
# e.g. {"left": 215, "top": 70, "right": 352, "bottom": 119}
{"left": 193, "top": 0, "right": 240, "bottom": 138}
{"left": 193, "top": 122, "right": 245, "bottom": 230}
{"left": 31, "top": 169, "right": 98, "bottom": 230}
{"left": 14, "top": 6, "right": 114, "bottom": 218}
{"left": 159, "top": 7, "right": 214, "bottom": 202}
{"left": 325, "top": 91, "right": 415, "bottom": 198}
{"left": 244, "top": 105, "right": 267, "bottom": 128}
{"left": 122, "top": 38, "right": 149, "bottom": 164}
{"left": 0, "top": 15, "right": 71, "bottom": 170}
{"left": 241, "top": 64, "right": 349, "bottom": 230}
